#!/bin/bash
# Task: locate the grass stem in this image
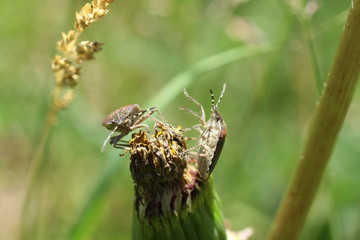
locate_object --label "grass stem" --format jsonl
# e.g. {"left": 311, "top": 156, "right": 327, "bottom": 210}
{"left": 17, "top": 106, "right": 58, "bottom": 240}
{"left": 267, "top": 1, "right": 360, "bottom": 239}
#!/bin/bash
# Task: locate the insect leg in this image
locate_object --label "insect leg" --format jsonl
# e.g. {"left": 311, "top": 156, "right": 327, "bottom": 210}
{"left": 130, "top": 123, "right": 151, "bottom": 132}
{"left": 179, "top": 107, "right": 207, "bottom": 127}
{"left": 183, "top": 88, "right": 206, "bottom": 126}
{"left": 112, "top": 142, "right": 131, "bottom": 150}
{"left": 110, "top": 136, "right": 130, "bottom": 145}
{"left": 133, "top": 107, "right": 167, "bottom": 127}
{"left": 184, "top": 137, "right": 198, "bottom": 141}
{"left": 186, "top": 151, "right": 200, "bottom": 158}
{"left": 101, "top": 126, "right": 119, "bottom": 152}
{"left": 147, "top": 107, "right": 167, "bottom": 123}
{"left": 184, "top": 143, "right": 201, "bottom": 152}
{"left": 110, "top": 131, "right": 128, "bottom": 146}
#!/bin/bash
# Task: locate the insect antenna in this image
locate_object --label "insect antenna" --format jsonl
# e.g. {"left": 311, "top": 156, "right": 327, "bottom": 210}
{"left": 210, "top": 89, "right": 215, "bottom": 108}
{"left": 101, "top": 125, "right": 118, "bottom": 152}
{"left": 211, "top": 83, "right": 227, "bottom": 109}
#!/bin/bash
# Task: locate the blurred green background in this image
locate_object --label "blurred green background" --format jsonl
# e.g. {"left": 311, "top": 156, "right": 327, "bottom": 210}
{"left": 1, "top": 0, "right": 359, "bottom": 239}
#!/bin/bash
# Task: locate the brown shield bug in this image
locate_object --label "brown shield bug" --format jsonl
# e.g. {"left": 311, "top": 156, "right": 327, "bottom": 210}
{"left": 101, "top": 104, "right": 163, "bottom": 151}
{"left": 181, "top": 84, "right": 227, "bottom": 180}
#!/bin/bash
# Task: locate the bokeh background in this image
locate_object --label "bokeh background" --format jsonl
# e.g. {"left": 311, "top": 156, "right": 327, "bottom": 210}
{"left": 1, "top": 0, "right": 360, "bottom": 239}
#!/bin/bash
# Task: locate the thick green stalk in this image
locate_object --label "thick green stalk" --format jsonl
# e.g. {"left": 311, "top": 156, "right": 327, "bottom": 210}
{"left": 132, "top": 179, "right": 226, "bottom": 240}
{"left": 267, "top": 1, "right": 360, "bottom": 239}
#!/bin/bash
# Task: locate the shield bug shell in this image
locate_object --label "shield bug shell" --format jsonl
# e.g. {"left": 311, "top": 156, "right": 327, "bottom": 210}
{"left": 181, "top": 84, "right": 227, "bottom": 180}
{"left": 101, "top": 104, "right": 162, "bottom": 151}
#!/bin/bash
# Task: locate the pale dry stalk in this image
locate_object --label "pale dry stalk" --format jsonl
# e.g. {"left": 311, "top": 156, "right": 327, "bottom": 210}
{"left": 17, "top": 1, "right": 114, "bottom": 239}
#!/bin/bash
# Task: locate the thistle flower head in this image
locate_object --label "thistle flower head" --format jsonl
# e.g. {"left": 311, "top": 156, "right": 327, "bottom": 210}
{"left": 129, "top": 124, "right": 192, "bottom": 219}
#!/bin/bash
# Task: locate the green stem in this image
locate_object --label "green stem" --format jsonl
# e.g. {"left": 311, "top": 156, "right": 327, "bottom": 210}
{"left": 133, "top": 180, "right": 226, "bottom": 240}
{"left": 267, "top": 1, "right": 360, "bottom": 239}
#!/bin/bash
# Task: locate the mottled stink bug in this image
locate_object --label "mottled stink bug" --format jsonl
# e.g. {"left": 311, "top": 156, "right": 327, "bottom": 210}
{"left": 101, "top": 104, "right": 163, "bottom": 151}
{"left": 182, "top": 84, "right": 227, "bottom": 180}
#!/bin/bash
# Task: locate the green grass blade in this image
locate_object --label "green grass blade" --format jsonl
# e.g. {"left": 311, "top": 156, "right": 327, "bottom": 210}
{"left": 147, "top": 43, "right": 274, "bottom": 109}
{"left": 67, "top": 157, "right": 123, "bottom": 240}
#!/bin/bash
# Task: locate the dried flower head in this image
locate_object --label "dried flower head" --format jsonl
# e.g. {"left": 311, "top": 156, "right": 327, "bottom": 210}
{"left": 50, "top": 0, "right": 114, "bottom": 112}
{"left": 129, "top": 123, "right": 190, "bottom": 218}
{"left": 103, "top": 86, "right": 231, "bottom": 238}
{"left": 51, "top": 55, "right": 80, "bottom": 87}
{"left": 75, "top": 0, "right": 111, "bottom": 31}
{"left": 76, "top": 41, "right": 104, "bottom": 63}
{"left": 57, "top": 31, "right": 77, "bottom": 56}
